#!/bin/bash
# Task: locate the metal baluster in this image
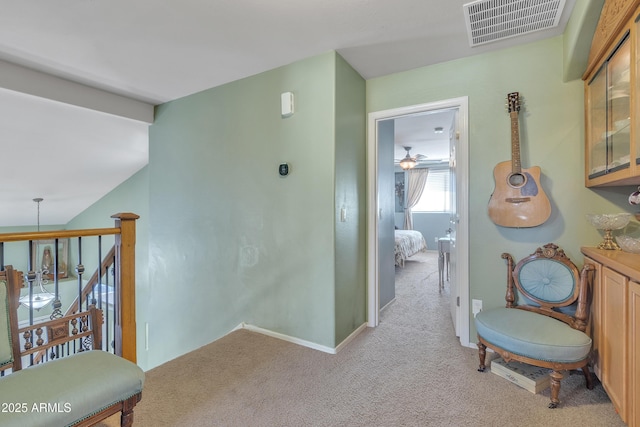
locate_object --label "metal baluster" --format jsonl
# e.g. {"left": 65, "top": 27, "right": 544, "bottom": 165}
{"left": 92, "top": 236, "right": 101, "bottom": 310}
{"left": 26, "top": 240, "right": 35, "bottom": 366}
{"left": 111, "top": 257, "right": 117, "bottom": 354}
{"left": 105, "top": 261, "right": 112, "bottom": 353}
{"left": 49, "top": 239, "right": 62, "bottom": 360}
{"left": 97, "top": 237, "right": 103, "bottom": 311}
{"left": 76, "top": 237, "right": 84, "bottom": 313}
{"left": 50, "top": 238, "right": 62, "bottom": 320}
{"left": 97, "top": 236, "right": 103, "bottom": 351}
{"left": 76, "top": 236, "right": 84, "bottom": 355}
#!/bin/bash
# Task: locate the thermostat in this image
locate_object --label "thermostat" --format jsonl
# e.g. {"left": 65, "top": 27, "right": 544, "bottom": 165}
{"left": 279, "top": 163, "right": 290, "bottom": 176}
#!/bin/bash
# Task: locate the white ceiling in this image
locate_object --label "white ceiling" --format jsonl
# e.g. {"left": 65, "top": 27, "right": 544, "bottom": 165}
{"left": 393, "top": 110, "right": 457, "bottom": 164}
{"left": 0, "top": 0, "right": 578, "bottom": 226}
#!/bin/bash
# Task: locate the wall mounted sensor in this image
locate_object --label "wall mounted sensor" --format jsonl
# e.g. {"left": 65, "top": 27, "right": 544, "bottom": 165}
{"left": 281, "top": 92, "right": 294, "bottom": 118}
{"left": 279, "top": 163, "right": 290, "bottom": 176}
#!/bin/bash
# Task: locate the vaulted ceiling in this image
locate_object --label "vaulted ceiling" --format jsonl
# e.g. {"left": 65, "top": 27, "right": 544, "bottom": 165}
{"left": 0, "top": 0, "right": 586, "bottom": 226}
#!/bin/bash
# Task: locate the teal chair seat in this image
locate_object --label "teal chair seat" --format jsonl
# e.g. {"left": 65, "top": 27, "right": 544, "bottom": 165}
{"left": 475, "top": 308, "right": 592, "bottom": 363}
{"left": 0, "top": 350, "right": 145, "bottom": 427}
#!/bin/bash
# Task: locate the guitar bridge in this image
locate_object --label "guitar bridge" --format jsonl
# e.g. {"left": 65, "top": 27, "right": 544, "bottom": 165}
{"left": 505, "top": 197, "right": 531, "bottom": 204}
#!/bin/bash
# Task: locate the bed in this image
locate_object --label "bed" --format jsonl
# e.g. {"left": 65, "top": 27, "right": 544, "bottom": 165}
{"left": 395, "top": 229, "right": 427, "bottom": 267}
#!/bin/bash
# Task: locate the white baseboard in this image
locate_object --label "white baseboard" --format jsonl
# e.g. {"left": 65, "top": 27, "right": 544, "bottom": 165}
{"left": 334, "top": 322, "right": 368, "bottom": 353}
{"left": 465, "top": 341, "right": 477, "bottom": 350}
{"left": 234, "top": 322, "right": 368, "bottom": 355}
{"left": 380, "top": 297, "right": 396, "bottom": 312}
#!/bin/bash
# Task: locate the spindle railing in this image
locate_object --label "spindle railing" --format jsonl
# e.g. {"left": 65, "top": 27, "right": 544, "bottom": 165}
{"left": 0, "top": 213, "right": 138, "bottom": 366}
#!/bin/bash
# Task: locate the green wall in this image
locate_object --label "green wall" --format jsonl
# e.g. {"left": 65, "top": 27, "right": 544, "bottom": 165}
{"left": 146, "top": 51, "right": 365, "bottom": 368}
{"left": 40, "top": 0, "right": 637, "bottom": 366}
{"left": 562, "top": 0, "right": 605, "bottom": 81}
{"left": 66, "top": 166, "right": 150, "bottom": 367}
{"left": 367, "top": 36, "right": 637, "bottom": 343}
{"left": 334, "top": 54, "right": 367, "bottom": 343}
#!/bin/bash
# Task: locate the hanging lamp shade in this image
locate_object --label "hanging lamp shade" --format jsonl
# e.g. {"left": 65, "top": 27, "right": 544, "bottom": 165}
{"left": 399, "top": 155, "right": 417, "bottom": 170}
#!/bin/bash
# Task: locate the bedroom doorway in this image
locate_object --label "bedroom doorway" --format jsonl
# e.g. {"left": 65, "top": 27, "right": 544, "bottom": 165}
{"left": 366, "top": 97, "right": 470, "bottom": 348}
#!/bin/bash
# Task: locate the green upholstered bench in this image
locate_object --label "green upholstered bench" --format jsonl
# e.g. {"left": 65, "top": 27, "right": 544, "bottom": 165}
{"left": 475, "top": 244, "right": 595, "bottom": 408}
{"left": 1, "top": 266, "right": 145, "bottom": 427}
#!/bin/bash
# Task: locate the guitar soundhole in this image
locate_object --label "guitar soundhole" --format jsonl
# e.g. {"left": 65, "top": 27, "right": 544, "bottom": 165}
{"left": 508, "top": 173, "right": 526, "bottom": 188}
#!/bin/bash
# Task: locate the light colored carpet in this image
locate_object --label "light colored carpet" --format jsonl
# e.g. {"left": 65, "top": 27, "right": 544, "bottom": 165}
{"left": 100, "top": 251, "right": 623, "bottom": 426}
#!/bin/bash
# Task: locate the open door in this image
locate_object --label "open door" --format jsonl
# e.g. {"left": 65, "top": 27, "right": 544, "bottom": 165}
{"left": 448, "top": 114, "right": 460, "bottom": 337}
{"left": 367, "top": 97, "right": 470, "bottom": 347}
{"left": 377, "top": 119, "right": 396, "bottom": 312}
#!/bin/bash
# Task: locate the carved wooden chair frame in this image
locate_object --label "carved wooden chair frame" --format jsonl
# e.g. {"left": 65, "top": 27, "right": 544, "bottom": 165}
{"left": 476, "top": 243, "right": 595, "bottom": 408}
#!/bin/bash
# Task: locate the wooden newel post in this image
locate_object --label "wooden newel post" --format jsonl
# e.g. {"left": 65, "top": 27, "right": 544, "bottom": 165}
{"left": 112, "top": 212, "right": 139, "bottom": 363}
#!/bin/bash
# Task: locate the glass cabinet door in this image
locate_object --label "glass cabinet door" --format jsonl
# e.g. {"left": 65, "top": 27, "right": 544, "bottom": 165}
{"left": 587, "top": 33, "right": 631, "bottom": 179}
{"left": 608, "top": 34, "right": 631, "bottom": 172}
{"left": 588, "top": 65, "right": 607, "bottom": 178}
{"left": 636, "top": 15, "right": 640, "bottom": 169}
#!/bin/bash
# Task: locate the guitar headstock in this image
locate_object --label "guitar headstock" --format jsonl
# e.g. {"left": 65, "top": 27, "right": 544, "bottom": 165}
{"left": 506, "top": 92, "right": 521, "bottom": 114}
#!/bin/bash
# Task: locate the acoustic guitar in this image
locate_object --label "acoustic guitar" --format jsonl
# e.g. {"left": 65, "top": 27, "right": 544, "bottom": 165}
{"left": 488, "top": 92, "right": 551, "bottom": 228}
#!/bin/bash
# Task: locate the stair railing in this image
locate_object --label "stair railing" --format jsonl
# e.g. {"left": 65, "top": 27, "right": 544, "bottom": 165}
{"left": 0, "top": 213, "right": 138, "bottom": 364}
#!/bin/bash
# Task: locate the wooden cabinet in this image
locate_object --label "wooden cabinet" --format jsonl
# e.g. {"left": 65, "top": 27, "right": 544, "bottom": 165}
{"left": 584, "top": 256, "right": 603, "bottom": 379}
{"left": 601, "top": 266, "right": 629, "bottom": 421}
{"left": 631, "top": 280, "right": 640, "bottom": 427}
{"left": 584, "top": 1, "right": 640, "bottom": 187}
{"left": 582, "top": 247, "right": 640, "bottom": 426}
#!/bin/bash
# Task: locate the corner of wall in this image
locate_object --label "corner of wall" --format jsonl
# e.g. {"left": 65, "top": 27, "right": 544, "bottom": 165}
{"left": 562, "top": 0, "right": 605, "bottom": 81}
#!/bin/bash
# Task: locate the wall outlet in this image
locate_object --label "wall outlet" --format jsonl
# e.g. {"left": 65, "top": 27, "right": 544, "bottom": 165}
{"left": 472, "top": 299, "right": 482, "bottom": 317}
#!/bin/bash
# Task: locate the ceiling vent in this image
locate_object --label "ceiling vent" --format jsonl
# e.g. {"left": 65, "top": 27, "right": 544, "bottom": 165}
{"left": 463, "top": 0, "right": 567, "bottom": 47}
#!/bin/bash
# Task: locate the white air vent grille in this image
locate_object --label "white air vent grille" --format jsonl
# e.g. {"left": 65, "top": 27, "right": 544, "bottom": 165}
{"left": 463, "top": 0, "right": 566, "bottom": 47}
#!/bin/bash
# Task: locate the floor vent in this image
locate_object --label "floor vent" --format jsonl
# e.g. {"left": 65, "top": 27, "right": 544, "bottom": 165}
{"left": 463, "top": 0, "right": 566, "bottom": 47}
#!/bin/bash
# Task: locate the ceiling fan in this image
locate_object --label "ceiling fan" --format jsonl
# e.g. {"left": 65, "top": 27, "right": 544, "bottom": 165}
{"left": 395, "top": 146, "right": 427, "bottom": 170}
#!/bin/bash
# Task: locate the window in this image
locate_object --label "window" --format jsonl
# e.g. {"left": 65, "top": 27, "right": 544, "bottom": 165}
{"left": 412, "top": 168, "right": 450, "bottom": 212}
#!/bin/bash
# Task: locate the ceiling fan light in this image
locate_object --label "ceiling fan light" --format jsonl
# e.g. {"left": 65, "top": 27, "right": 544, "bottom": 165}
{"left": 399, "top": 157, "right": 417, "bottom": 170}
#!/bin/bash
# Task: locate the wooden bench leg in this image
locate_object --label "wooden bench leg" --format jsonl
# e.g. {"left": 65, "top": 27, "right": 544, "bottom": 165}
{"left": 477, "top": 341, "right": 487, "bottom": 372}
{"left": 549, "top": 370, "right": 564, "bottom": 408}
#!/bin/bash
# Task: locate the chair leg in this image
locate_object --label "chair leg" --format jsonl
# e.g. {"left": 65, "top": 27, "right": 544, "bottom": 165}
{"left": 477, "top": 342, "right": 487, "bottom": 372}
{"left": 121, "top": 410, "right": 134, "bottom": 427}
{"left": 549, "top": 370, "right": 564, "bottom": 408}
{"left": 120, "top": 395, "right": 138, "bottom": 427}
{"left": 582, "top": 366, "right": 594, "bottom": 390}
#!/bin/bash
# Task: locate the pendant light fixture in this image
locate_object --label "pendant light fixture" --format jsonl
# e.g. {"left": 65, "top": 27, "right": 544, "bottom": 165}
{"left": 19, "top": 198, "right": 55, "bottom": 310}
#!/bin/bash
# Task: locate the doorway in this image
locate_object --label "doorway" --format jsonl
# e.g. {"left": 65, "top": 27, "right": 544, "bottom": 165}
{"left": 366, "top": 97, "right": 470, "bottom": 348}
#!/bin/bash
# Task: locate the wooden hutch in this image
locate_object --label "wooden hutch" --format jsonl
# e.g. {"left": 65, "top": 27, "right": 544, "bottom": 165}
{"left": 583, "top": 1, "right": 640, "bottom": 426}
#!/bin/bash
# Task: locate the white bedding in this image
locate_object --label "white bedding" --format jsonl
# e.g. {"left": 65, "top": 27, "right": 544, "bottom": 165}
{"left": 394, "top": 230, "right": 427, "bottom": 267}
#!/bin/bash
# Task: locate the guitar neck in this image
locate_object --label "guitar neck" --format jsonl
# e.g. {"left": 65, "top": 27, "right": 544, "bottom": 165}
{"left": 510, "top": 111, "right": 521, "bottom": 174}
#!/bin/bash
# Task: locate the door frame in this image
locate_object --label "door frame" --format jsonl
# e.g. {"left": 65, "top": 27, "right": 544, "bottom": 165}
{"left": 366, "top": 96, "right": 470, "bottom": 348}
